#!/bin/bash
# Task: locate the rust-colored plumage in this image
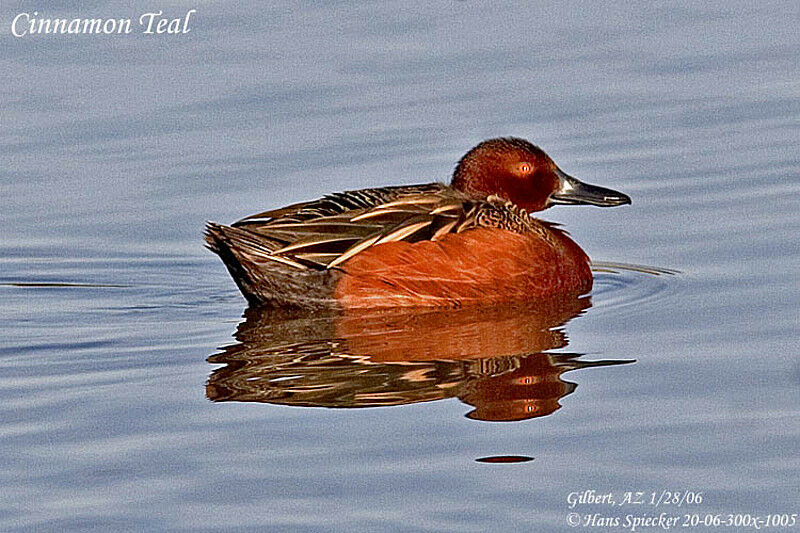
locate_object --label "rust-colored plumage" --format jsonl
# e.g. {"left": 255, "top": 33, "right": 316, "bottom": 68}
{"left": 334, "top": 226, "right": 590, "bottom": 307}
{"left": 205, "top": 137, "right": 630, "bottom": 308}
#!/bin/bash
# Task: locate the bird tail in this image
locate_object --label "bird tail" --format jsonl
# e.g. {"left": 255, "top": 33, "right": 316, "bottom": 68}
{"left": 204, "top": 222, "right": 337, "bottom": 308}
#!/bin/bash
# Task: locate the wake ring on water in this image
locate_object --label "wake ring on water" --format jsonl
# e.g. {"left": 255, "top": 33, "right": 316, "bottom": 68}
{"left": 589, "top": 260, "right": 681, "bottom": 313}
{"left": 590, "top": 261, "right": 680, "bottom": 276}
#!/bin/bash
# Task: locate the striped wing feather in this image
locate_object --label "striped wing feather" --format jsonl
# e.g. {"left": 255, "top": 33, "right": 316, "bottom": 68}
{"left": 234, "top": 183, "right": 447, "bottom": 225}
{"left": 230, "top": 184, "right": 484, "bottom": 270}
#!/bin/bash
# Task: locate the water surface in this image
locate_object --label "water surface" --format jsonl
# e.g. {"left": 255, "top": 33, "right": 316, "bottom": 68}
{"left": 1, "top": 1, "right": 798, "bottom": 531}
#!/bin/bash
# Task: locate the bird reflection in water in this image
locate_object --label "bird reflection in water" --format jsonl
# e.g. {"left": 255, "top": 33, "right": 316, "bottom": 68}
{"left": 206, "top": 294, "right": 632, "bottom": 422}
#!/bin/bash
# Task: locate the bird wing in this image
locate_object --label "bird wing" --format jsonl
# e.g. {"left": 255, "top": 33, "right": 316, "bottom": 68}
{"left": 229, "top": 183, "right": 497, "bottom": 270}
{"left": 230, "top": 183, "right": 541, "bottom": 271}
{"left": 233, "top": 183, "right": 448, "bottom": 225}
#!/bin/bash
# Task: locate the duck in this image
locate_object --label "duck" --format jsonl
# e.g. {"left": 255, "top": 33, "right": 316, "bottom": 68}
{"left": 205, "top": 137, "right": 630, "bottom": 308}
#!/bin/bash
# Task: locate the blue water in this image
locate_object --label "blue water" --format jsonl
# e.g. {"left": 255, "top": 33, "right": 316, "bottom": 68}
{"left": 1, "top": 1, "right": 798, "bottom": 531}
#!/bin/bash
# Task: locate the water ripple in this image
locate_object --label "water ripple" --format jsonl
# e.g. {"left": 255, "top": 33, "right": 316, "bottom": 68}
{"left": 590, "top": 261, "right": 681, "bottom": 315}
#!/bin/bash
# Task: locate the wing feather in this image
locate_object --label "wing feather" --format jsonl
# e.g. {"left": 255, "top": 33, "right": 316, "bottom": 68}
{"left": 327, "top": 234, "right": 384, "bottom": 268}
{"left": 375, "top": 219, "right": 433, "bottom": 245}
{"left": 222, "top": 183, "right": 534, "bottom": 270}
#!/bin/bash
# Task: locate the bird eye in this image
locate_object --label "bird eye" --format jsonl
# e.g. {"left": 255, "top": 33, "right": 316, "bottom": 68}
{"left": 518, "top": 162, "right": 532, "bottom": 174}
